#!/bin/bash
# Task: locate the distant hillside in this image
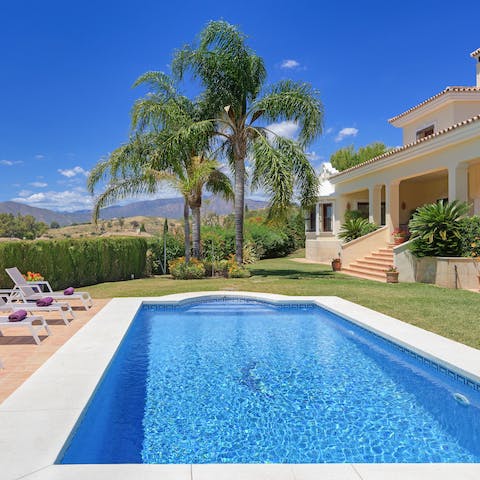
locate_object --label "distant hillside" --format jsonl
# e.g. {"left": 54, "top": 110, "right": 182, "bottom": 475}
{"left": 0, "top": 201, "right": 90, "bottom": 226}
{"left": 0, "top": 196, "right": 268, "bottom": 227}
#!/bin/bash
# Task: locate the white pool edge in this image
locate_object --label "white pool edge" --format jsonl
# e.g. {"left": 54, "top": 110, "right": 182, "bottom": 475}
{"left": 0, "top": 291, "right": 479, "bottom": 480}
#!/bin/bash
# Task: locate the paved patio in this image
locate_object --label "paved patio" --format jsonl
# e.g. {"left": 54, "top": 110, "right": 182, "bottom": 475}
{"left": 0, "top": 298, "right": 109, "bottom": 403}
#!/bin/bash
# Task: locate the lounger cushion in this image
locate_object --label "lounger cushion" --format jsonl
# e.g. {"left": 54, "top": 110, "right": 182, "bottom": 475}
{"left": 36, "top": 297, "right": 54, "bottom": 307}
{"left": 64, "top": 287, "right": 75, "bottom": 295}
{"left": 9, "top": 309, "right": 27, "bottom": 322}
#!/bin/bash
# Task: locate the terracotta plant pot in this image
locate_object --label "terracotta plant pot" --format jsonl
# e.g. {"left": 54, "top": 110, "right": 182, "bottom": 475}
{"left": 386, "top": 271, "right": 399, "bottom": 283}
{"left": 331, "top": 259, "right": 342, "bottom": 272}
{"left": 393, "top": 237, "right": 405, "bottom": 245}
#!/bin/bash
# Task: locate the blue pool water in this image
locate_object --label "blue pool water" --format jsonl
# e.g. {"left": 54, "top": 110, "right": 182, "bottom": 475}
{"left": 59, "top": 299, "right": 480, "bottom": 464}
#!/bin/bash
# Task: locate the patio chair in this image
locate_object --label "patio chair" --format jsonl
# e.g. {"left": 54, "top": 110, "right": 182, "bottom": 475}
{"left": 5, "top": 267, "right": 93, "bottom": 310}
{"left": 0, "top": 313, "right": 51, "bottom": 345}
{"left": 0, "top": 294, "right": 75, "bottom": 326}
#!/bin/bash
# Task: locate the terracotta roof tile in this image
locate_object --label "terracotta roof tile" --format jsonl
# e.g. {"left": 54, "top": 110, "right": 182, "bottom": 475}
{"left": 388, "top": 87, "right": 480, "bottom": 123}
{"left": 331, "top": 114, "right": 480, "bottom": 180}
{"left": 471, "top": 48, "right": 480, "bottom": 58}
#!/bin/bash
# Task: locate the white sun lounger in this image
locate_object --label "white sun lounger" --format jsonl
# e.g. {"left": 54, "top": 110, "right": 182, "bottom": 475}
{"left": 5, "top": 267, "right": 93, "bottom": 310}
{"left": 0, "top": 314, "right": 51, "bottom": 345}
{"left": 0, "top": 294, "right": 75, "bottom": 326}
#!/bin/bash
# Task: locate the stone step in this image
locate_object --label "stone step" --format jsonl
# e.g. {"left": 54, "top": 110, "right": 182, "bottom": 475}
{"left": 341, "top": 267, "right": 386, "bottom": 282}
{"left": 370, "top": 251, "right": 394, "bottom": 260}
{"left": 361, "top": 256, "right": 393, "bottom": 267}
{"left": 354, "top": 259, "right": 391, "bottom": 272}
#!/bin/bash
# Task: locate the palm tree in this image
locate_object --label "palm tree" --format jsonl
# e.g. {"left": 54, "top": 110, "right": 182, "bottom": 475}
{"left": 87, "top": 72, "right": 232, "bottom": 261}
{"left": 171, "top": 20, "right": 323, "bottom": 263}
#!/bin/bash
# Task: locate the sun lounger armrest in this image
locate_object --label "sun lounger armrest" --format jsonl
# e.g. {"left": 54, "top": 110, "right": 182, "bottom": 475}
{"left": 27, "top": 280, "right": 53, "bottom": 292}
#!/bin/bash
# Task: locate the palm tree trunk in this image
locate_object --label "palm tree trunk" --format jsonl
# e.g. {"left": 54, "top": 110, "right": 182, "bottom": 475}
{"left": 234, "top": 156, "right": 245, "bottom": 264}
{"left": 191, "top": 205, "right": 201, "bottom": 259}
{"left": 183, "top": 200, "right": 191, "bottom": 262}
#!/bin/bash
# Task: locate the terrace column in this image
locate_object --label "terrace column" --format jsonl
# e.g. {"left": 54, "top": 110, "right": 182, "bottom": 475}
{"left": 333, "top": 195, "right": 348, "bottom": 235}
{"left": 448, "top": 164, "right": 469, "bottom": 203}
{"left": 315, "top": 203, "right": 320, "bottom": 235}
{"left": 369, "top": 185, "right": 382, "bottom": 225}
{"left": 385, "top": 180, "right": 400, "bottom": 233}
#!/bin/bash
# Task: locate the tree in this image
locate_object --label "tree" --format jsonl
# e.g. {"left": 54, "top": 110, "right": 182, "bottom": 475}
{"left": 87, "top": 72, "right": 233, "bottom": 260}
{"left": 0, "top": 213, "right": 47, "bottom": 239}
{"left": 50, "top": 221, "right": 60, "bottom": 229}
{"left": 330, "top": 142, "right": 389, "bottom": 171}
{"left": 172, "top": 20, "right": 322, "bottom": 263}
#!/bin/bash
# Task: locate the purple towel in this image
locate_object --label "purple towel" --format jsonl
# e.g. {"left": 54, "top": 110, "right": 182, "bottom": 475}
{"left": 36, "top": 297, "right": 54, "bottom": 307}
{"left": 64, "top": 287, "right": 75, "bottom": 295}
{"left": 8, "top": 309, "right": 27, "bottom": 322}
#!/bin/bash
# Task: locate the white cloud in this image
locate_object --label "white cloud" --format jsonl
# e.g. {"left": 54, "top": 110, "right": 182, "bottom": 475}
{"left": 34, "top": 154, "right": 45, "bottom": 160}
{"left": 0, "top": 160, "right": 22, "bottom": 166}
{"left": 325, "top": 127, "right": 334, "bottom": 135}
{"left": 29, "top": 182, "right": 48, "bottom": 188}
{"left": 266, "top": 120, "right": 300, "bottom": 140}
{"left": 18, "top": 190, "right": 32, "bottom": 197}
{"left": 58, "top": 166, "right": 89, "bottom": 178}
{"left": 281, "top": 59, "right": 300, "bottom": 69}
{"left": 335, "top": 127, "right": 359, "bottom": 142}
{"left": 13, "top": 188, "right": 93, "bottom": 212}
{"left": 306, "top": 151, "right": 324, "bottom": 162}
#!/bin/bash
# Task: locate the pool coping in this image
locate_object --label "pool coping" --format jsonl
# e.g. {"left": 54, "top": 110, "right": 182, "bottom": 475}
{"left": 0, "top": 291, "right": 479, "bottom": 480}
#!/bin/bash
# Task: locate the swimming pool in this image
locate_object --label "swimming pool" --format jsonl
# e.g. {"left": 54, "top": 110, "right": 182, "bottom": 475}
{"left": 59, "top": 298, "right": 480, "bottom": 464}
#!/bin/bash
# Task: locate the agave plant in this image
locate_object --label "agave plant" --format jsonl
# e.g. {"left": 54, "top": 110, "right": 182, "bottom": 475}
{"left": 408, "top": 200, "right": 470, "bottom": 257}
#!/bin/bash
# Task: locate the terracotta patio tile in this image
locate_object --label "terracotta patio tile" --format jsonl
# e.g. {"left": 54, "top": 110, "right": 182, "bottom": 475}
{"left": 0, "top": 298, "right": 110, "bottom": 403}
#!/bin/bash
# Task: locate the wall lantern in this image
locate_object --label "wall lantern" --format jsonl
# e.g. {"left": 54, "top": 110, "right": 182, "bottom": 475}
{"left": 401, "top": 201, "right": 406, "bottom": 210}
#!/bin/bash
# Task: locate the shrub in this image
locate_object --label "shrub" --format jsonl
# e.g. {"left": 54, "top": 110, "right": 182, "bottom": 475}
{"left": 247, "top": 222, "right": 294, "bottom": 258}
{"left": 459, "top": 215, "right": 480, "bottom": 257}
{"left": 147, "top": 234, "right": 185, "bottom": 274}
{"left": 338, "top": 218, "right": 378, "bottom": 242}
{"left": 226, "top": 256, "right": 251, "bottom": 278}
{"left": 408, "top": 200, "right": 469, "bottom": 257}
{"left": 0, "top": 237, "right": 147, "bottom": 289}
{"left": 169, "top": 257, "right": 206, "bottom": 279}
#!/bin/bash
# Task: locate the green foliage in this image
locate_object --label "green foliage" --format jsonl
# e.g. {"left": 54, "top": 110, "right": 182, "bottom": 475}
{"left": 50, "top": 221, "right": 60, "bottom": 229}
{"left": 344, "top": 209, "right": 366, "bottom": 221}
{"left": 330, "top": 142, "right": 388, "bottom": 172}
{"left": 338, "top": 218, "right": 378, "bottom": 242}
{"left": 169, "top": 257, "right": 206, "bottom": 279}
{"left": 0, "top": 213, "right": 48, "bottom": 239}
{"left": 459, "top": 216, "right": 480, "bottom": 257}
{"left": 408, "top": 201, "right": 470, "bottom": 257}
{"left": 146, "top": 234, "right": 185, "bottom": 274}
{"left": 226, "top": 256, "right": 251, "bottom": 278}
{"left": 0, "top": 237, "right": 147, "bottom": 289}
{"left": 173, "top": 20, "right": 323, "bottom": 261}
{"left": 247, "top": 222, "right": 295, "bottom": 258}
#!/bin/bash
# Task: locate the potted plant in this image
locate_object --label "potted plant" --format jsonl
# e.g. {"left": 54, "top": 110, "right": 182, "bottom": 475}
{"left": 331, "top": 257, "right": 342, "bottom": 272}
{"left": 385, "top": 265, "right": 399, "bottom": 283}
{"left": 392, "top": 229, "right": 406, "bottom": 245}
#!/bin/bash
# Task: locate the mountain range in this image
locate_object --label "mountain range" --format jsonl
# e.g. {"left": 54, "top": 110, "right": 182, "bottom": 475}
{"left": 0, "top": 197, "right": 268, "bottom": 227}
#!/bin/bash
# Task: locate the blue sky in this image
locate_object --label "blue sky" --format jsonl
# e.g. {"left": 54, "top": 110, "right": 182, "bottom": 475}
{"left": 0, "top": 0, "right": 478, "bottom": 211}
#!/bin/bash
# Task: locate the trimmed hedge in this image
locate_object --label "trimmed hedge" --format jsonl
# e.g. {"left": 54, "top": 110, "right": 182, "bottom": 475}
{"left": 0, "top": 237, "right": 147, "bottom": 290}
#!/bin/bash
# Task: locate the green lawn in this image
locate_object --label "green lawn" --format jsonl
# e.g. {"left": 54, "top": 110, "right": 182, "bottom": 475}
{"left": 86, "top": 250, "right": 480, "bottom": 349}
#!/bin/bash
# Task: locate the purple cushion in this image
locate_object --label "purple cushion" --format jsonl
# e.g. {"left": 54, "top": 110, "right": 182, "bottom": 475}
{"left": 9, "top": 309, "right": 27, "bottom": 322}
{"left": 64, "top": 287, "right": 75, "bottom": 295}
{"left": 36, "top": 297, "right": 54, "bottom": 307}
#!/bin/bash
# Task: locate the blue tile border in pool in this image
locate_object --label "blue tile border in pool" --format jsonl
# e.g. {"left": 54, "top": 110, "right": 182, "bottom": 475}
{"left": 142, "top": 297, "right": 480, "bottom": 394}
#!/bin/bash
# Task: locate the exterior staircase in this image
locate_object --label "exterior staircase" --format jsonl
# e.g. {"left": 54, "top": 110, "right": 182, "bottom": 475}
{"left": 341, "top": 244, "right": 395, "bottom": 282}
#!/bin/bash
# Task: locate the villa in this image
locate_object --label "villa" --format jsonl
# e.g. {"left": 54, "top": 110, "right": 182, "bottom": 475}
{"left": 306, "top": 48, "right": 480, "bottom": 284}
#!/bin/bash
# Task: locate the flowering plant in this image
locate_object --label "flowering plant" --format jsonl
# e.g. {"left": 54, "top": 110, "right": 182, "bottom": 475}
{"left": 385, "top": 265, "right": 398, "bottom": 273}
{"left": 392, "top": 229, "right": 406, "bottom": 238}
{"left": 23, "top": 271, "right": 44, "bottom": 282}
